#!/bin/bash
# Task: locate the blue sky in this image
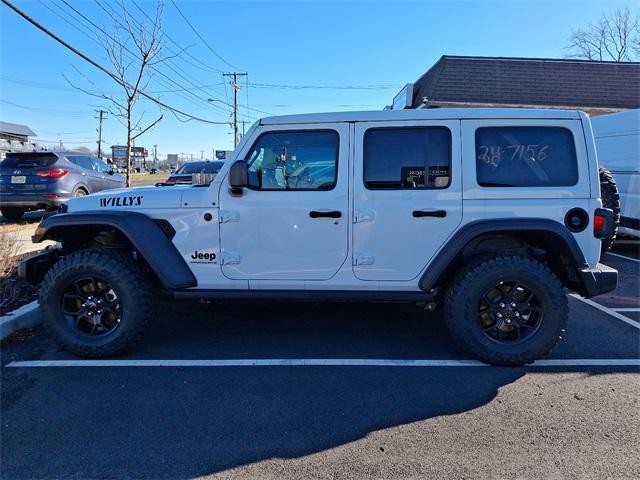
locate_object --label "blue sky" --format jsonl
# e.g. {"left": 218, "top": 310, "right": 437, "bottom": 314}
{"left": 0, "top": 0, "right": 633, "bottom": 159}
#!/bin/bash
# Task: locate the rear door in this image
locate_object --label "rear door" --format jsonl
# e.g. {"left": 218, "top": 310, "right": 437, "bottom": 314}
{"left": 352, "top": 120, "right": 463, "bottom": 281}
{"left": 91, "top": 156, "right": 122, "bottom": 190}
{"left": 68, "top": 155, "right": 102, "bottom": 192}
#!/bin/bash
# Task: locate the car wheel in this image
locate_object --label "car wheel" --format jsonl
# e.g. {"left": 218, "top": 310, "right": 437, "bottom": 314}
{"left": 444, "top": 255, "right": 568, "bottom": 366}
{"left": 599, "top": 167, "right": 620, "bottom": 254}
{"left": 1, "top": 206, "right": 26, "bottom": 222}
{"left": 39, "top": 249, "right": 153, "bottom": 357}
{"left": 73, "top": 187, "right": 88, "bottom": 198}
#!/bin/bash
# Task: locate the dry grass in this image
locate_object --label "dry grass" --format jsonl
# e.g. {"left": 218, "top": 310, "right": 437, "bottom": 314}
{"left": 0, "top": 222, "right": 36, "bottom": 235}
{"left": 0, "top": 230, "right": 21, "bottom": 282}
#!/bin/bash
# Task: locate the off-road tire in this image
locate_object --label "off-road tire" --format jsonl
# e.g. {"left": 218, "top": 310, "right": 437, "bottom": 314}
{"left": 444, "top": 255, "right": 568, "bottom": 366}
{"left": 1, "top": 206, "right": 26, "bottom": 222}
{"left": 599, "top": 167, "right": 620, "bottom": 254}
{"left": 39, "top": 249, "right": 153, "bottom": 357}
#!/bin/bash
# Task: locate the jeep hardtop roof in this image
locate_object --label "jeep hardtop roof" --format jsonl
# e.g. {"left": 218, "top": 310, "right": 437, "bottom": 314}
{"left": 260, "top": 108, "right": 583, "bottom": 125}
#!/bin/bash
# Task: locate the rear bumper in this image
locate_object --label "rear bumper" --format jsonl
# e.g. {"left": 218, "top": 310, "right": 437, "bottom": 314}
{"left": 0, "top": 193, "right": 68, "bottom": 208}
{"left": 578, "top": 263, "right": 618, "bottom": 298}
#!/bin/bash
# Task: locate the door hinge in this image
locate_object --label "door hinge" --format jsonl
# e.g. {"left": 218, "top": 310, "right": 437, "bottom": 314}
{"left": 219, "top": 210, "right": 239, "bottom": 223}
{"left": 354, "top": 210, "right": 375, "bottom": 223}
{"left": 353, "top": 252, "right": 375, "bottom": 266}
{"left": 220, "top": 252, "right": 241, "bottom": 265}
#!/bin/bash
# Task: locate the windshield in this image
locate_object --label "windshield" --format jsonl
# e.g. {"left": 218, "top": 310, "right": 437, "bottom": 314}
{"left": 176, "top": 161, "right": 224, "bottom": 174}
{"left": 1, "top": 153, "right": 57, "bottom": 168}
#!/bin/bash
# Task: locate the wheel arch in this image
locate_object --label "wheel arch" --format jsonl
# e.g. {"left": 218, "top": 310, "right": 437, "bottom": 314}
{"left": 72, "top": 182, "right": 91, "bottom": 195}
{"left": 34, "top": 211, "right": 197, "bottom": 290}
{"left": 419, "top": 219, "right": 590, "bottom": 296}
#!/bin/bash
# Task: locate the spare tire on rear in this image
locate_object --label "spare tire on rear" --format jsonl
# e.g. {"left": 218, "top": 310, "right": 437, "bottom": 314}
{"left": 599, "top": 167, "right": 620, "bottom": 254}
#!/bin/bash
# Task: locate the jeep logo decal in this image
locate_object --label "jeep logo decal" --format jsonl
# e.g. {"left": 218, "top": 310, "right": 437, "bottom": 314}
{"left": 190, "top": 250, "right": 217, "bottom": 263}
{"left": 99, "top": 195, "right": 143, "bottom": 207}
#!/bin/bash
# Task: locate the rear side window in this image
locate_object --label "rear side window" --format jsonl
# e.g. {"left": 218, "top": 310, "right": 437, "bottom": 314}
{"left": 475, "top": 127, "right": 578, "bottom": 187}
{"left": 1, "top": 153, "right": 57, "bottom": 168}
{"left": 363, "top": 127, "right": 451, "bottom": 189}
{"left": 69, "top": 156, "right": 94, "bottom": 171}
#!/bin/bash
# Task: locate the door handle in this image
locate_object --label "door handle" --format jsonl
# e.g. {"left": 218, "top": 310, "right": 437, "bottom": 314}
{"left": 412, "top": 210, "right": 447, "bottom": 218}
{"left": 309, "top": 210, "right": 342, "bottom": 219}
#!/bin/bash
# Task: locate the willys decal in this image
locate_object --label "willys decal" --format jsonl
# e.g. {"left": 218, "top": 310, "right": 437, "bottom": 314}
{"left": 99, "top": 195, "right": 143, "bottom": 207}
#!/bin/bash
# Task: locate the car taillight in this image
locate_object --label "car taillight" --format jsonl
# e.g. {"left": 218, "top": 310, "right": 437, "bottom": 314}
{"left": 36, "top": 168, "right": 69, "bottom": 179}
{"left": 164, "top": 177, "right": 176, "bottom": 184}
{"left": 594, "top": 214, "right": 605, "bottom": 233}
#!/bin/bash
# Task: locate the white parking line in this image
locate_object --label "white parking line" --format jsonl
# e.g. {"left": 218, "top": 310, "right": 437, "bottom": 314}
{"left": 6, "top": 358, "right": 640, "bottom": 368}
{"left": 606, "top": 252, "right": 640, "bottom": 264}
{"left": 614, "top": 308, "right": 640, "bottom": 312}
{"left": 570, "top": 294, "right": 640, "bottom": 330}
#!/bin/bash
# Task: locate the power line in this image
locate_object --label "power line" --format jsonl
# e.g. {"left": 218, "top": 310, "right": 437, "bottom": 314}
{"left": 65, "top": 0, "right": 235, "bottom": 119}
{"left": 90, "top": 0, "right": 257, "bottom": 119}
{"left": 168, "top": 0, "right": 240, "bottom": 71}
{"left": 248, "top": 82, "right": 401, "bottom": 90}
{"left": 0, "top": 0, "right": 229, "bottom": 125}
{"left": 129, "top": 0, "right": 225, "bottom": 74}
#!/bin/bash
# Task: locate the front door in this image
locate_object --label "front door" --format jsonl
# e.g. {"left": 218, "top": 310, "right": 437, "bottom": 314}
{"left": 219, "top": 124, "right": 350, "bottom": 281}
{"left": 352, "top": 120, "right": 463, "bottom": 281}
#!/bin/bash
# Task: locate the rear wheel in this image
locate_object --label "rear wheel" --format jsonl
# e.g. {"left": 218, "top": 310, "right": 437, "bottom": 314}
{"left": 72, "top": 187, "right": 88, "bottom": 198}
{"left": 444, "top": 255, "right": 568, "bottom": 366}
{"left": 0, "top": 206, "right": 26, "bottom": 222}
{"left": 39, "top": 249, "right": 153, "bottom": 357}
{"left": 599, "top": 167, "right": 620, "bottom": 254}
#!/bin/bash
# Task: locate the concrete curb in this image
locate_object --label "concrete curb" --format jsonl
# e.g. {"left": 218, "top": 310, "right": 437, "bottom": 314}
{"left": 0, "top": 301, "right": 41, "bottom": 340}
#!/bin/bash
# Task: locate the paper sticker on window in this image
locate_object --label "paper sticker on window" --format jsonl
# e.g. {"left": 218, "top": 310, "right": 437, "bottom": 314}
{"left": 402, "top": 166, "right": 425, "bottom": 187}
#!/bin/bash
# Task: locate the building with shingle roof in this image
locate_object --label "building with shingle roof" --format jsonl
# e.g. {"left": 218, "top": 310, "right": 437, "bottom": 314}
{"left": 391, "top": 56, "right": 640, "bottom": 115}
{"left": 0, "top": 121, "right": 37, "bottom": 157}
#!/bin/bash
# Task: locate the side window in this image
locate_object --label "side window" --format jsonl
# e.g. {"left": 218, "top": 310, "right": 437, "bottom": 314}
{"left": 69, "top": 155, "right": 94, "bottom": 171}
{"left": 363, "top": 127, "right": 451, "bottom": 190}
{"left": 245, "top": 130, "right": 339, "bottom": 191}
{"left": 91, "top": 157, "right": 108, "bottom": 172}
{"left": 475, "top": 126, "right": 578, "bottom": 187}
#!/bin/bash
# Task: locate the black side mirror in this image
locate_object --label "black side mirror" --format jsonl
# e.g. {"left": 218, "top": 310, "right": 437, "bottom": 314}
{"left": 229, "top": 160, "right": 248, "bottom": 188}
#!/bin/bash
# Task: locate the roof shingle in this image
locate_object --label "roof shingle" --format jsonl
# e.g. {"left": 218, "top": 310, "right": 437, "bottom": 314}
{"left": 412, "top": 56, "right": 640, "bottom": 110}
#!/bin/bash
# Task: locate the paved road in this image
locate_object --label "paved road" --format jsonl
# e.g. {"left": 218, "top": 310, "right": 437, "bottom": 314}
{"left": 1, "top": 252, "right": 639, "bottom": 479}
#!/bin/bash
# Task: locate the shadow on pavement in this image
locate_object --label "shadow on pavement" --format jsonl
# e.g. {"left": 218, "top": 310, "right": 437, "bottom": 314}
{"left": 1, "top": 300, "right": 639, "bottom": 478}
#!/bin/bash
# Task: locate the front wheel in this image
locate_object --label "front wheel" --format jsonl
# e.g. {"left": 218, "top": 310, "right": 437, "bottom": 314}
{"left": 444, "top": 255, "right": 568, "bottom": 366}
{"left": 39, "top": 249, "right": 153, "bottom": 357}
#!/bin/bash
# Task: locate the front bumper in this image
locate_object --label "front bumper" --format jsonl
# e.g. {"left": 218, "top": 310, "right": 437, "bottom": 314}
{"left": 18, "top": 247, "right": 61, "bottom": 284}
{"left": 578, "top": 263, "right": 618, "bottom": 298}
{"left": 0, "top": 193, "right": 68, "bottom": 209}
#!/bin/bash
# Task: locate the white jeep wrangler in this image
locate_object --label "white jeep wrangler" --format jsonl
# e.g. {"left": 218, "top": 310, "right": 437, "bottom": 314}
{"left": 20, "top": 108, "right": 617, "bottom": 366}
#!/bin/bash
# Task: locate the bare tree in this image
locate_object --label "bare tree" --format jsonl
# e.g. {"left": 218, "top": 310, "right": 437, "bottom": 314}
{"left": 66, "top": 1, "right": 170, "bottom": 186}
{"left": 566, "top": 7, "right": 640, "bottom": 61}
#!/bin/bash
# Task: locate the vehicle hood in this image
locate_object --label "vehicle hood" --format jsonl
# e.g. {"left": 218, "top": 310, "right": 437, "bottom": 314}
{"left": 65, "top": 185, "right": 187, "bottom": 212}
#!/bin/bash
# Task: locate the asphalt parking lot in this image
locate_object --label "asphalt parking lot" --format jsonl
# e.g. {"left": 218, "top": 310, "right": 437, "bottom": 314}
{"left": 1, "top": 249, "right": 639, "bottom": 479}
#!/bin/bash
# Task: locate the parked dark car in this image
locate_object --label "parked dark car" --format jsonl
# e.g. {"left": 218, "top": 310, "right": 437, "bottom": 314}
{"left": 0, "top": 150, "right": 125, "bottom": 221}
{"left": 163, "top": 160, "right": 224, "bottom": 185}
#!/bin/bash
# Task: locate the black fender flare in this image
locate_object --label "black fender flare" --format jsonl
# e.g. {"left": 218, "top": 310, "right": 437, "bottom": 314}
{"left": 418, "top": 218, "right": 588, "bottom": 292}
{"left": 34, "top": 211, "right": 197, "bottom": 290}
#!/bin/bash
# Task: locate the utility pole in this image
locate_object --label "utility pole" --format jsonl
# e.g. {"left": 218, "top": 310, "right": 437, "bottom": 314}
{"left": 223, "top": 72, "right": 247, "bottom": 148}
{"left": 200, "top": 150, "right": 204, "bottom": 160}
{"left": 153, "top": 144, "right": 158, "bottom": 168}
{"left": 239, "top": 120, "right": 250, "bottom": 137}
{"left": 95, "top": 109, "right": 106, "bottom": 158}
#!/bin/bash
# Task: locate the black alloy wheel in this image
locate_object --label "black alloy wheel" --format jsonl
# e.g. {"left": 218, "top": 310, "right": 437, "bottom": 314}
{"left": 477, "top": 281, "right": 543, "bottom": 343}
{"left": 62, "top": 276, "right": 122, "bottom": 337}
